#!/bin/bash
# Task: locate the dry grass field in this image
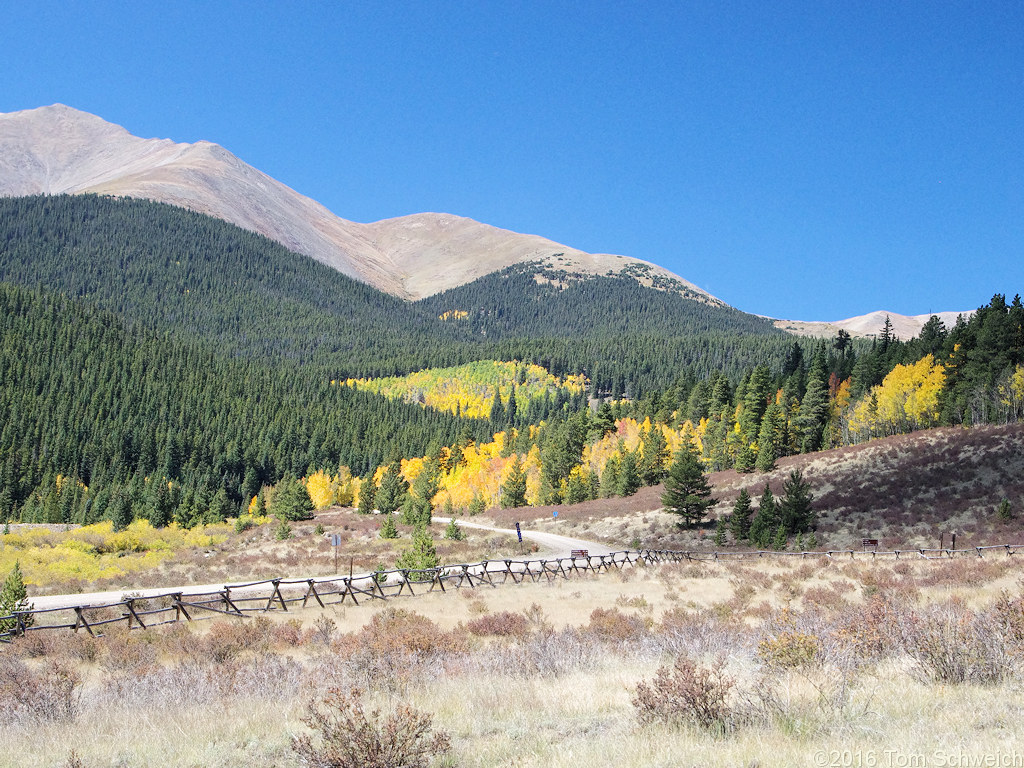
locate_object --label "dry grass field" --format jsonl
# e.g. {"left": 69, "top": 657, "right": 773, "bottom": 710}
{"left": 4, "top": 553, "right": 1024, "bottom": 768}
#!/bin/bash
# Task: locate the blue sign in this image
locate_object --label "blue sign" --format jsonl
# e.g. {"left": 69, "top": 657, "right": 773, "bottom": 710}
{"left": 515, "top": 522, "right": 522, "bottom": 542}
{"left": 553, "top": 509, "right": 558, "bottom": 518}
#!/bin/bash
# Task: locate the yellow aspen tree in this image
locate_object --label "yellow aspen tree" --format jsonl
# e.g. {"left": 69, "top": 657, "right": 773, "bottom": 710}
{"left": 304, "top": 470, "right": 334, "bottom": 510}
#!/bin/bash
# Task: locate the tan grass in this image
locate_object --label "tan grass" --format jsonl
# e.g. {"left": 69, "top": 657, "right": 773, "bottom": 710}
{"left": 4, "top": 556, "right": 1024, "bottom": 768}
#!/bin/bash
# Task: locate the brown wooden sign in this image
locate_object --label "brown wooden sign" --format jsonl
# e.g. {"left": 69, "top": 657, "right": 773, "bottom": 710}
{"left": 862, "top": 538, "right": 879, "bottom": 549}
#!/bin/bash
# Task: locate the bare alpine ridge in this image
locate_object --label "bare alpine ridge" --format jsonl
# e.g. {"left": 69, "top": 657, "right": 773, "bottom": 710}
{"left": 0, "top": 104, "right": 714, "bottom": 303}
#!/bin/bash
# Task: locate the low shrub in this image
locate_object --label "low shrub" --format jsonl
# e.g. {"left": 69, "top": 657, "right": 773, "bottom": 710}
{"left": 632, "top": 655, "right": 735, "bottom": 731}
{"left": 757, "top": 609, "right": 821, "bottom": 668}
{"left": 902, "top": 600, "right": 1015, "bottom": 685}
{"left": 0, "top": 657, "right": 82, "bottom": 725}
{"left": 585, "top": 607, "right": 651, "bottom": 642}
{"left": 292, "top": 686, "right": 450, "bottom": 768}
{"left": 466, "top": 610, "right": 531, "bottom": 639}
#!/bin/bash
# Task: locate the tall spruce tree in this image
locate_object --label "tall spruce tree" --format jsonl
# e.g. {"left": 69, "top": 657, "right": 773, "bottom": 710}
{"left": 617, "top": 450, "right": 641, "bottom": 497}
{"left": 755, "top": 404, "right": 780, "bottom": 472}
{"left": 729, "top": 489, "right": 753, "bottom": 542}
{"left": 661, "top": 443, "right": 717, "bottom": 528}
{"left": 357, "top": 473, "right": 376, "bottom": 515}
{"left": 779, "top": 469, "right": 816, "bottom": 534}
{"left": 749, "top": 486, "right": 778, "bottom": 548}
{"left": 375, "top": 462, "right": 408, "bottom": 514}
{"left": 639, "top": 424, "right": 669, "bottom": 485}
{"left": 500, "top": 456, "right": 528, "bottom": 508}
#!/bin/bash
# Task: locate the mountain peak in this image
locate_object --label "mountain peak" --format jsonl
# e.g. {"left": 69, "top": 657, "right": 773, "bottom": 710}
{"left": 0, "top": 105, "right": 720, "bottom": 303}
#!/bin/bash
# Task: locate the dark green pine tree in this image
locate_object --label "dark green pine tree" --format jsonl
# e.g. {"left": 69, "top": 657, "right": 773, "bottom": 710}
{"left": 593, "top": 401, "right": 617, "bottom": 438}
{"left": 500, "top": 456, "right": 528, "bottom": 508}
{"left": 378, "top": 513, "right": 398, "bottom": 539}
{"left": 505, "top": 388, "right": 518, "bottom": 429}
{"left": 374, "top": 462, "right": 408, "bottom": 515}
{"left": 109, "top": 491, "right": 133, "bottom": 532}
{"left": 734, "top": 442, "right": 756, "bottom": 473}
{"left": 740, "top": 364, "right": 773, "bottom": 442}
{"left": 207, "top": 488, "right": 232, "bottom": 523}
{"left": 755, "top": 404, "right": 781, "bottom": 472}
{"left": 269, "top": 473, "right": 313, "bottom": 522}
{"left": 403, "top": 455, "right": 440, "bottom": 527}
{"left": 639, "top": 424, "right": 669, "bottom": 486}
{"left": 600, "top": 454, "right": 622, "bottom": 498}
{"left": 779, "top": 469, "right": 816, "bottom": 535}
{"left": 489, "top": 391, "right": 506, "bottom": 427}
{"left": 357, "top": 473, "right": 376, "bottom": 515}
{"left": 749, "top": 486, "right": 778, "bottom": 548}
{"left": 771, "top": 523, "right": 788, "bottom": 551}
{"left": 797, "top": 356, "right": 831, "bottom": 453}
{"left": 729, "top": 489, "right": 753, "bottom": 542}
{"left": 617, "top": 450, "right": 641, "bottom": 497}
{"left": 661, "top": 443, "right": 717, "bottom": 528}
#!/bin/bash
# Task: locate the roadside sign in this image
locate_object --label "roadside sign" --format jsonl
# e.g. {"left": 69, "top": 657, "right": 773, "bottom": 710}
{"left": 514, "top": 522, "right": 522, "bottom": 542}
{"left": 553, "top": 509, "right": 558, "bottom": 518}
{"left": 330, "top": 534, "right": 342, "bottom": 547}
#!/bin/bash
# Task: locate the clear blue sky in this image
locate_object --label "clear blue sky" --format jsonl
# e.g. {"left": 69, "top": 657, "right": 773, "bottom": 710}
{"left": 3, "top": 2, "right": 1021, "bottom": 321}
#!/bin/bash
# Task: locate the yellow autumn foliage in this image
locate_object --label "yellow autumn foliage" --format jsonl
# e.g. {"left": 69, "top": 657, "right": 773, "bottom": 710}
{"left": 848, "top": 355, "right": 945, "bottom": 439}
{"left": 1, "top": 520, "right": 231, "bottom": 587}
{"left": 305, "top": 470, "right": 335, "bottom": 510}
{"left": 341, "top": 360, "right": 586, "bottom": 419}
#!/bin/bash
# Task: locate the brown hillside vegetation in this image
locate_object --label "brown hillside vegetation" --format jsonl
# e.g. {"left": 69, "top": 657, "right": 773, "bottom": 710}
{"left": 483, "top": 424, "right": 1024, "bottom": 552}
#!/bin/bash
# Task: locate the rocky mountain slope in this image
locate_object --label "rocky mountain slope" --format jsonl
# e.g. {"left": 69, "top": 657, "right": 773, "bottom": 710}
{"left": 0, "top": 104, "right": 712, "bottom": 302}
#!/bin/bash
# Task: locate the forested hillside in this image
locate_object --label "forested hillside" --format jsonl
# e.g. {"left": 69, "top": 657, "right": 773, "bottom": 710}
{"left": 0, "top": 283, "right": 492, "bottom": 525}
{"left": 0, "top": 195, "right": 460, "bottom": 374}
{"left": 0, "top": 195, "right": 792, "bottom": 391}
{"left": 416, "top": 263, "right": 794, "bottom": 394}
{"left": 2, "top": 194, "right": 1019, "bottom": 538}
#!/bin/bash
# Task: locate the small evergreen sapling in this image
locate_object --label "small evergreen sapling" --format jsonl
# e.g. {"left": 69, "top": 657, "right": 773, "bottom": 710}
{"left": 468, "top": 493, "right": 486, "bottom": 516}
{"left": 0, "top": 561, "right": 33, "bottom": 632}
{"left": 379, "top": 513, "right": 399, "bottom": 539}
{"left": 714, "top": 516, "right": 727, "bottom": 547}
{"left": 396, "top": 525, "right": 440, "bottom": 577}
{"left": 997, "top": 499, "right": 1014, "bottom": 521}
{"left": 444, "top": 518, "right": 465, "bottom": 541}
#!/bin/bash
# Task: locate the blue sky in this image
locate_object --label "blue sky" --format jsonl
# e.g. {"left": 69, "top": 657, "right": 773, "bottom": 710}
{"left": 2, "top": 2, "right": 1021, "bottom": 321}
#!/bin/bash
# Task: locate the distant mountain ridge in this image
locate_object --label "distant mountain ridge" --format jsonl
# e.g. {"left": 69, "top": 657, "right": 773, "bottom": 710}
{"left": 773, "top": 310, "right": 972, "bottom": 341}
{"left": 0, "top": 104, "right": 714, "bottom": 303}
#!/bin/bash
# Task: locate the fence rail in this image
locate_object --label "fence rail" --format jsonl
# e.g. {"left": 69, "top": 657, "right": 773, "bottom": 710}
{"left": 3, "top": 543, "right": 1020, "bottom": 644}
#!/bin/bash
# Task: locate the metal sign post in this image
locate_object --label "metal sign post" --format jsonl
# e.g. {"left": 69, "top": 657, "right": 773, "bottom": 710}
{"left": 330, "top": 533, "right": 342, "bottom": 573}
{"left": 515, "top": 522, "right": 523, "bottom": 554}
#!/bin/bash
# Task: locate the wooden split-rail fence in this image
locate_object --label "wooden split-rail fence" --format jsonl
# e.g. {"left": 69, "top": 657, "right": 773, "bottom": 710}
{"left": 2, "top": 543, "right": 1020, "bottom": 644}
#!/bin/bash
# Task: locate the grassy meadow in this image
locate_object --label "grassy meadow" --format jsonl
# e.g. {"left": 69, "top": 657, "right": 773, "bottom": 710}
{"left": 3, "top": 553, "right": 1024, "bottom": 767}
